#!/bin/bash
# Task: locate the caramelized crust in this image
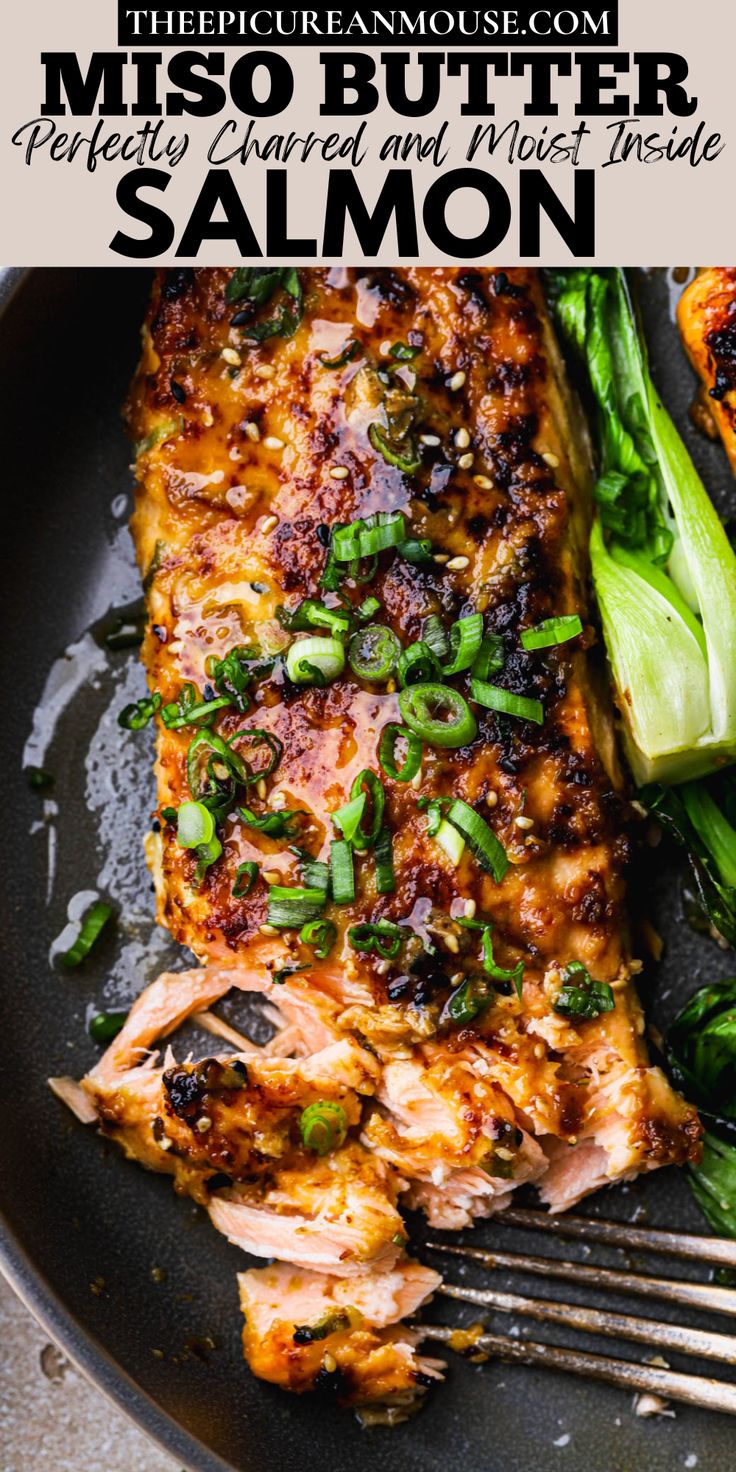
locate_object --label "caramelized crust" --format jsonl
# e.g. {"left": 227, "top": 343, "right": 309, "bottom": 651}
{"left": 678, "top": 267, "right": 736, "bottom": 474}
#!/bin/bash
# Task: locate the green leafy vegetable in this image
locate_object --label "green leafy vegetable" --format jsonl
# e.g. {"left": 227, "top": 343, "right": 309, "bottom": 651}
{"left": 552, "top": 961, "right": 614, "bottom": 1021}
{"left": 667, "top": 978, "right": 736, "bottom": 1236}
{"left": 551, "top": 267, "right": 736, "bottom": 785}
{"left": 642, "top": 776, "right": 736, "bottom": 948}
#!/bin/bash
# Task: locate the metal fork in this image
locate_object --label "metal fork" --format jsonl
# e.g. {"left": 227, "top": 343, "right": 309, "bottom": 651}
{"left": 420, "top": 1208, "right": 736, "bottom": 1416}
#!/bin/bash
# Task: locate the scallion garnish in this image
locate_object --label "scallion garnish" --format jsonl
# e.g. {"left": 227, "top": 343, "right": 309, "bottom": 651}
{"left": 210, "top": 645, "right": 260, "bottom": 713}
{"left": 299, "top": 918, "right": 337, "bottom": 959}
{"left": 232, "top": 861, "right": 259, "bottom": 898}
{"left": 481, "top": 927, "right": 524, "bottom": 999}
{"left": 419, "top": 795, "right": 446, "bottom": 836}
{"left": 318, "top": 339, "right": 361, "bottom": 369}
{"left": 118, "top": 692, "right": 162, "bottom": 730}
{"left": 176, "top": 800, "right": 215, "bottom": 849}
{"left": 349, "top": 770, "right": 385, "bottom": 850}
{"left": 553, "top": 961, "right": 615, "bottom": 1020}
{"left": 226, "top": 266, "right": 303, "bottom": 341}
{"left": 378, "top": 723, "right": 423, "bottom": 783}
{"left": 441, "top": 613, "right": 484, "bottom": 676}
{"left": 397, "top": 640, "right": 441, "bottom": 689}
{"left": 348, "top": 624, "right": 401, "bottom": 683}
{"left": 390, "top": 341, "right": 420, "bottom": 361}
{"left": 442, "top": 975, "right": 492, "bottom": 1027}
{"left": 227, "top": 728, "right": 283, "bottom": 785}
{"left": 330, "top": 839, "right": 355, "bottom": 904}
{"left": 357, "top": 595, "right": 381, "bottom": 622}
{"left": 521, "top": 615, "right": 583, "bottom": 650}
{"left": 186, "top": 730, "right": 246, "bottom": 819}
{"left": 470, "top": 680, "right": 544, "bottom": 725}
{"left": 332, "top": 791, "right": 367, "bottom": 845}
{"left": 26, "top": 766, "right": 54, "bottom": 790}
{"left": 368, "top": 423, "right": 421, "bottom": 473}
{"left": 277, "top": 599, "right": 351, "bottom": 640}
{"left": 298, "top": 853, "right": 330, "bottom": 895}
{"left": 397, "top": 537, "right": 434, "bottom": 566}
{"left": 299, "top": 1100, "right": 348, "bottom": 1155}
{"left": 434, "top": 820, "right": 465, "bottom": 866}
{"left": 332, "top": 510, "right": 407, "bottom": 563}
{"left": 422, "top": 614, "right": 449, "bottom": 662}
{"left": 286, "top": 635, "right": 345, "bottom": 686}
{"left": 348, "top": 921, "right": 403, "bottom": 959}
{"left": 267, "top": 885, "right": 326, "bottom": 929}
{"left": 471, "top": 634, "right": 505, "bottom": 681}
{"left": 161, "top": 683, "right": 231, "bottom": 730}
{"left": 374, "top": 826, "right": 396, "bottom": 894}
{"left": 88, "top": 1009, "right": 128, "bottom": 1044}
{"left": 445, "top": 799, "right": 509, "bottom": 883}
{"left": 59, "top": 901, "right": 114, "bottom": 969}
{"left": 398, "top": 684, "right": 477, "bottom": 749}
{"left": 239, "top": 805, "right": 305, "bottom": 839}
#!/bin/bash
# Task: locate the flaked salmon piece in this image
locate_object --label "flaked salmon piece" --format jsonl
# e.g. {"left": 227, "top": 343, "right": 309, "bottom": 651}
{"left": 210, "top": 1144, "right": 407, "bottom": 1275}
{"left": 677, "top": 268, "right": 736, "bottom": 473}
{"left": 238, "top": 1259, "right": 443, "bottom": 1406}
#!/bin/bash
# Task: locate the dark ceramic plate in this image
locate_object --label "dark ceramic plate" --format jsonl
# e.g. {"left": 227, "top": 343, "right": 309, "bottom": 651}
{"left": 1, "top": 267, "right": 734, "bottom": 1472}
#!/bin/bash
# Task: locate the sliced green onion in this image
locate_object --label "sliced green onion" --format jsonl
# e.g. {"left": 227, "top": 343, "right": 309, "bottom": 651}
{"left": 299, "top": 1100, "right": 348, "bottom": 1155}
{"left": 397, "top": 640, "right": 441, "bottom": 689}
{"left": 161, "top": 682, "right": 232, "bottom": 730}
{"left": 441, "top": 613, "right": 484, "bottom": 676}
{"left": 27, "top": 766, "right": 54, "bottom": 790}
{"left": 422, "top": 614, "right": 449, "bottom": 662}
{"left": 348, "top": 624, "right": 401, "bottom": 683}
{"left": 239, "top": 805, "right": 305, "bottom": 839}
{"left": 232, "top": 861, "right": 259, "bottom": 898}
{"left": 300, "top": 918, "right": 337, "bottom": 959}
{"left": 389, "top": 341, "right": 420, "bottom": 361}
{"left": 443, "top": 975, "right": 492, "bottom": 1026}
{"left": 118, "top": 692, "right": 162, "bottom": 730}
{"left": 277, "top": 599, "right": 351, "bottom": 639}
{"left": 318, "top": 546, "right": 344, "bottom": 593}
{"left": 332, "top": 510, "right": 407, "bottom": 563}
{"left": 357, "top": 595, "right": 381, "bottom": 622}
{"left": 374, "top": 827, "right": 396, "bottom": 894}
{"left": 435, "top": 820, "right": 465, "bottom": 866}
{"left": 176, "top": 800, "right": 215, "bottom": 848}
{"left": 368, "top": 424, "right": 421, "bottom": 474}
{"left": 553, "top": 962, "right": 614, "bottom": 1021}
{"left": 445, "top": 798, "right": 509, "bottom": 883}
{"left": 481, "top": 928, "right": 524, "bottom": 1000}
{"left": 332, "top": 791, "right": 367, "bottom": 844}
{"left": 210, "top": 645, "right": 258, "bottom": 713}
{"left": 298, "top": 854, "right": 330, "bottom": 895}
{"left": 348, "top": 921, "right": 403, "bottom": 959}
{"left": 88, "top": 1009, "right": 128, "bottom": 1044}
{"left": 59, "top": 901, "right": 114, "bottom": 969}
{"left": 397, "top": 537, "right": 434, "bottom": 566}
{"left": 471, "top": 634, "right": 505, "bottom": 681}
{"left": 378, "top": 723, "right": 423, "bottom": 783}
{"left": 193, "top": 833, "right": 223, "bottom": 886}
{"left": 330, "top": 839, "right": 355, "bottom": 904}
{"left": 286, "top": 636, "right": 345, "bottom": 686}
{"left": 420, "top": 796, "right": 446, "bottom": 836}
{"left": 267, "top": 885, "right": 326, "bottom": 929}
{"left": 227, "top": 728, "right": 283, "bottom": 785}
{"left": 398, "top": 684, "right": 477, "bottom": 749}
{"left": 319, "top": 339, "right": 361, "bottom": 368}
{"left": 349, "top": 770, "right": 385, "bottom": 850}
{"left": 521, "top": 615, "right": 583, "bottom": 651}
{"left": 470, "top": 680, "right": 544, "bottom": 725}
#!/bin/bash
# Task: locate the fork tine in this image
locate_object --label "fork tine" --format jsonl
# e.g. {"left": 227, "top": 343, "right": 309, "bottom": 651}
{"left": 426, "top": 1242, "right": 736, "bottom": 1318}
{"left": 421, "top": 1324, "right": 736, "bottom": 1416}
{"left": 438, "top": 1281, "right": 736, "bottom": 1365}
{"left": 499, "top": 1207, "right": 736, "bottom": 1268}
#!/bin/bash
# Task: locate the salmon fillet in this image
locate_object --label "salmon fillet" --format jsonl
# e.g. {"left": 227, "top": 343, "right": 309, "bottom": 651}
{"left": 678, "top": 268, "right": 736, "bottom": 474}
{"left": 76, "top": 267, "right": 701, "bottom": 1409}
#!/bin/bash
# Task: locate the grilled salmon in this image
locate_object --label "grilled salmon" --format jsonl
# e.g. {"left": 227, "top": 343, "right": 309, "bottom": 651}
{"left": 70, "top": 267, "right": 701, "bottom": 1410}
{"left": 678, "top": 268, "right": 736, "bottom": 474}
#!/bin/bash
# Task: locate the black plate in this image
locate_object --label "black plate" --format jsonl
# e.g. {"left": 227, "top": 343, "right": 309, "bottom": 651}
{"left": 1, "top": 267, "right": 734, "bottom": 1472}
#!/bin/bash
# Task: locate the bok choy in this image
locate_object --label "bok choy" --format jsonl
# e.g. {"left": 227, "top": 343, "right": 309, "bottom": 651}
{"left": 667, "top": 978, "right": 736, "bottom": 1236}
{"left": 550, "top": 268, "right": 736, "bottom": 786}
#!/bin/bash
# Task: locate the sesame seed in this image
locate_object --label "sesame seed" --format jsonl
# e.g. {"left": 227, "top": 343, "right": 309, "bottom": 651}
{"left": 449, "top": 370, "right": 466, "bottom": 391}
{"left": 329, "top": 466, "right": 349, "bottom": 480}
{"left": 221, "top": 347, "right": 241, "bottom": 367}
{"left": 495, "top": 1146, "right": 514, "bottom": 1161}
{"left": 524, "top": 835, "right": 537, "bottom": 847}
{"left": 261, "top": 514, "right": 279, "bottom": 535}
{"left": 263, "top": 869, "right": 281, "bottom": 884}
{"left": 374, "top": 959, "right": 391, "bottom": 976}
{"left": 534, "top": 1042, "right": 546, "bottom": 1059}
{"left": 420, "top": 433, "right": 441, "bottom": 447}
{"left": 255, "top": 365, "right": 275, "bottom": 380}
{"left": 444, "top": 934, "right": 460, "bottom": 954}
{"left": 473, "top": 474, "right": 493, "bottom": 490}
{"left": 322, "top": 1352, "right": 337, "bottom": 1373}
{"left": 433, "top": 552, "right": 449, "bottom": 565}
{"left": 486, "top": 790, "right": 498, "bottom": 808}
{"left": 450, "top": 972, "right": 464, "bottom": 987}
{"left": 256, "top": 778, "right": 268, "bottom": 800}
{"left": 454, "top": 428, "right": 471, "bottom": 449}
{"left": 159, "top": 1135, "right": 172, "bottom": 1151}
{"left": 446, "top": 555, "right": 469, "bottom": 571}
{"left": 515, "top": 815, "right": 534, "bottom": 831}
{"left": 271, "top": 791, "right": 286, "bottom": 809}
{"left": 542, "top": 450, "right": 560, "bottom": 468}
{"left": 259, "top": 923, "right": 278, "bottom": 937}
{"left": 379, "top": 341, "right": 392, "bottom": 357}
{"left": 202, "top": 409, "right": 214, "bottom": 428}
{"left": 458, "top": 452, "right": 474, "bottom": 470}
{"left": 263, "top": 436, "right": 284, "bottom": 451}
{"left": 411, "top": 769, "right": 423, "bottom": 790}
{"left": 245, "top": 422, "right": 260, "bottom": 442}
{"left": 465, "top": 898, "right": 477, "bottom": 918}
{"left": 196, "top": 1116, "right": 212, "bottom": 1133}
